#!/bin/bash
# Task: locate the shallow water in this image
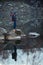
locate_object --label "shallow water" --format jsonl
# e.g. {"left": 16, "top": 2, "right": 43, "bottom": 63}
{"left": 0, "top": 49, "right": 43, "bottom": 65}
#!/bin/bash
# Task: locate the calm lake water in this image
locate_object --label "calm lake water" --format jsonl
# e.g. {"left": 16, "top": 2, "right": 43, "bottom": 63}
{"left": 0, "top": 48, "right": 43, "bottom": 65}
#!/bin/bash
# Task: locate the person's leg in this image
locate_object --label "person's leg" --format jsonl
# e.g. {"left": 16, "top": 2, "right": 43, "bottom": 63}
{"left": 13, "top": 21, "right": 16, "bottom": 32}
{"left": 14, "top": 21, "right": 16, "bottom": 29}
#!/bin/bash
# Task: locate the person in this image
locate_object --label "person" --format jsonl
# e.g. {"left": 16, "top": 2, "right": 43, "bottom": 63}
{"left": 10, "top": 12, "right": 16, "bottom": 31}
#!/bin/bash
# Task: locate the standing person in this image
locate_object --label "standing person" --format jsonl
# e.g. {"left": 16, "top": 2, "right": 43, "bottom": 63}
{"left": 10, "top": 12, "right": 16, "bottom": 31}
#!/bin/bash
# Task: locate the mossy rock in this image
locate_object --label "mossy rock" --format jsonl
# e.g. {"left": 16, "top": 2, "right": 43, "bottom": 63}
{"left": 15, "top": 30, "right": 21, "bottom": 35}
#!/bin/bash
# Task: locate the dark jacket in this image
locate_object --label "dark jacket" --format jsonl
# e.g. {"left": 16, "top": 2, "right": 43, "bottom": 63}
{"left": 12, "top": 15, "right": 16, "bottom": 21}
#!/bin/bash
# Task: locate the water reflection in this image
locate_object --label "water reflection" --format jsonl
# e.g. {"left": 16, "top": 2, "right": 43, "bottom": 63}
{"left": 0, "top": 48, "right": 43, "bottom": 65}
